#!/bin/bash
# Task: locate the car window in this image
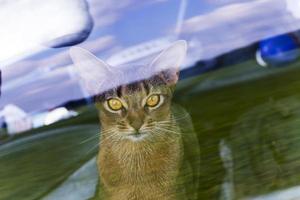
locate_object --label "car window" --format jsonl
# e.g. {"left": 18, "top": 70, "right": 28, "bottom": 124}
{"left": 1, "top": 0, "right": 300, "bottom": 200}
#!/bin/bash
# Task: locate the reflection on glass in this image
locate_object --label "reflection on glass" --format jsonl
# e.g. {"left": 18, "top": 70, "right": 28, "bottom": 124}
{"left": 70, "top": 41, "right": 200, "bottom": 200}
{"left": 1, "top": 0, "right": 300, "bottom": 199}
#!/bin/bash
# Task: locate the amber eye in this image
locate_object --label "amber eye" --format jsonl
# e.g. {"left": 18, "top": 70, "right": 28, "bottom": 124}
{"left": 107, "top": 98, "right": 123, "bottom": 111}
{"left": 146, "top": 94, "right": 160, "bottom": 107}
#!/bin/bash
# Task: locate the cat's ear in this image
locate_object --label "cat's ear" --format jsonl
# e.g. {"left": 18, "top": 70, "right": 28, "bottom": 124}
{"left": 150, "top": 40, "right": 187, "bottom": 86}
{"left": 69, "top": 47, "right": 111, "bottom": 96}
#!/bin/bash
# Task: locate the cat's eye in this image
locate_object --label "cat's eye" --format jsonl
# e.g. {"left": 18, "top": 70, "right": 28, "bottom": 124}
{"left": 146, "top": 94, "right": 160, "bottom": 107}
{"left": 107, "top": 98, "right": 123, "bottom": 111}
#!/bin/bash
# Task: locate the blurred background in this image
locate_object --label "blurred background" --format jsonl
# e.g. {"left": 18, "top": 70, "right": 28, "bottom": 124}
{"left": 1, "top": 0, "right": 300, "bottom": 199}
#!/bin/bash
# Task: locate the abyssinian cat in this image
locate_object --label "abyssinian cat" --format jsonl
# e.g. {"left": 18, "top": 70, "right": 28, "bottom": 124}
{"left": 70, "top": 41, "right": 200, "bottom": 200}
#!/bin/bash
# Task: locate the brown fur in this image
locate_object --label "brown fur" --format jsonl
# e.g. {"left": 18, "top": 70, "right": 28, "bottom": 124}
{"left": 69, "top": 41, "right": 193, "bottom": 200}
{"left": 98, "top": 125, "right": 182, "bottom": 200}
{"left": 96, "top": 75, "right": 184, "bottom": 200}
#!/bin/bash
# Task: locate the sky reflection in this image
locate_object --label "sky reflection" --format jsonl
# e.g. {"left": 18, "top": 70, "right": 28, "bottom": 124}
{"left": 1, "top": 0, "right": 300, "bottom": 115}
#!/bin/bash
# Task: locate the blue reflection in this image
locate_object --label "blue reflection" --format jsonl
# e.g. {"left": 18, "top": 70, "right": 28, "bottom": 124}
{"left": 259, "top": 34, "right": 300, "bottom": 67}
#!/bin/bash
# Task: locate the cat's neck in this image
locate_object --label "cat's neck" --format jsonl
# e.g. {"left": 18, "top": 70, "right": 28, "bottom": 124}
{"left": 100, "top": 128, "right": 182, "bottom": 177}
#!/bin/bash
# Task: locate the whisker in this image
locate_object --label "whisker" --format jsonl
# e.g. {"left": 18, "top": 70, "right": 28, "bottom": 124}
{"left": 155, "top": 126, "right": 181, "bottom": 135}
{"left": 100, "top": 130, "right": 119, "bottom": 144}
{"left": 84, "top": 142, "right": 99, "bottom": 155}
{"left": 171, "top": 113, "right": 189, "bottom": 121}
{"left": 79, "top": 133, "right": 100, "bottom": 144}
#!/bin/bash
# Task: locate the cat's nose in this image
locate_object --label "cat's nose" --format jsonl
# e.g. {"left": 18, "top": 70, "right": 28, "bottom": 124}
{"left": 130, "top": 119, "right": 143, "bottom": 132}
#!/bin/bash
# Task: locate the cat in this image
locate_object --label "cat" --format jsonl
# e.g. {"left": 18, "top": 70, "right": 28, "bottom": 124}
{"left": 70, "top": 41, "right": 200, "bottom": 200}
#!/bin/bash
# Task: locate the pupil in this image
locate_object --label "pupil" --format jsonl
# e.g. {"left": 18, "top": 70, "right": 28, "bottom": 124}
{"left": 110, "top": 99, "right": 121, "bottom": 109}
{"left": 149, "top": 96, "right": 158, "bottom": 105}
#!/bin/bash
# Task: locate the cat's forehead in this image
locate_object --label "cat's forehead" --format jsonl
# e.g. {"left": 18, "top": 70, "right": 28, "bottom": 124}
{"left": 115, "top": 79, "right": 162, "bottom": 96}
{"left": 97, "top": 75, "right": 166, "bottom": 102}
{"left": 120, "top": 82, "right": 148, "bottom": 101}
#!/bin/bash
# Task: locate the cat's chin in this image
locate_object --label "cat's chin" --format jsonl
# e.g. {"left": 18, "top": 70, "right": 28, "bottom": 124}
{"left": 125, "top": 133, "right": 148, "bottom": 142}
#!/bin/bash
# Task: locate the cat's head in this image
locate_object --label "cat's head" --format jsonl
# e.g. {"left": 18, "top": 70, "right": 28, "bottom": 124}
{"left": 70, "top": 41, "right": 187, "bottom": 142}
